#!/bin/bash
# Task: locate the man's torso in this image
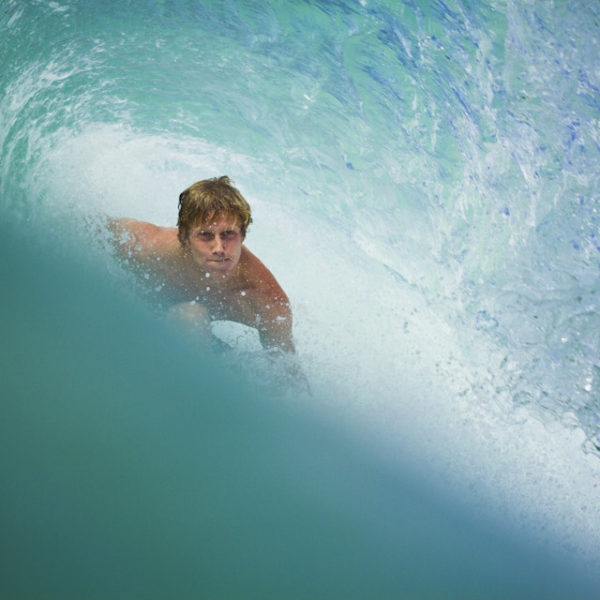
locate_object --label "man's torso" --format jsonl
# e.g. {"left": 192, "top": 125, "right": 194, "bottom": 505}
{"left": 122, "top": 225, "right": 273, "bottom": 329}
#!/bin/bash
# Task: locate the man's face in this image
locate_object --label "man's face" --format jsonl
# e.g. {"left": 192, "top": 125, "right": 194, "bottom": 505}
{"left": 185, "top": 213, "right": 243, "bottom": 275}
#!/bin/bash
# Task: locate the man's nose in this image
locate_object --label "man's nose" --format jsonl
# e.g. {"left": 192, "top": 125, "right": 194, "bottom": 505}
{"left": 212, "top": 236, "right": 225, "bottom": 254}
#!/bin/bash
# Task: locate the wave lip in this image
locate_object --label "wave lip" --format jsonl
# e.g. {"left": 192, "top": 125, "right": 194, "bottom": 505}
{"left": 1, "top": 216, "right": 597, "bottom": 599}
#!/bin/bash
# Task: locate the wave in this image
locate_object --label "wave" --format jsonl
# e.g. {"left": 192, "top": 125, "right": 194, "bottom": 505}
{"left": 2, "top": 0, "right": 600, "bottom": 594}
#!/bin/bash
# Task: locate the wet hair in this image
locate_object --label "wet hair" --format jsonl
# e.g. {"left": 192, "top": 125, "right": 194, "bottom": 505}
{"left": 177, "top": 176, "right": 252, "bottom": 245}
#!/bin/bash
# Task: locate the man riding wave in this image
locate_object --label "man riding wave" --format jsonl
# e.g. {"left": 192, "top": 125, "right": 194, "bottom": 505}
{"left": 109, "top": 176, "right": 294, "bottom": 353}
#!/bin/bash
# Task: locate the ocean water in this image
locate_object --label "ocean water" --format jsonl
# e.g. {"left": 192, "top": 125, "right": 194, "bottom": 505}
{"left": 2, "top": 0, "right": 600, "bottom": 597}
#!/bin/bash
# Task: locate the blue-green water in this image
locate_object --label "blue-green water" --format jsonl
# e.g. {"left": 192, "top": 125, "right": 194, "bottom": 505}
{"left": 2, "top": 0, "right": 600, "bottom": 597}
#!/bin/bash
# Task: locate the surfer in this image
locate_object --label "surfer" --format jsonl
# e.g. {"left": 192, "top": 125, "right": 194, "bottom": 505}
{"left": 108, "top": 176, "right": 294, "bottom": 353}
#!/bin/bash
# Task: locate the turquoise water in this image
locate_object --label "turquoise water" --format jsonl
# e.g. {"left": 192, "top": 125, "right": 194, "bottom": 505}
{"left": 2, "top": 0, "right": 600, "bottom": 596}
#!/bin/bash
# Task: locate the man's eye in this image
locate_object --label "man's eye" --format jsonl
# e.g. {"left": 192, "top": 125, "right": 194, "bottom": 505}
{"left": 223, "top": 231, "right": 237, "bottom": 238}
{"left": 196, "top": 232, "right": 212, "bottom": 239}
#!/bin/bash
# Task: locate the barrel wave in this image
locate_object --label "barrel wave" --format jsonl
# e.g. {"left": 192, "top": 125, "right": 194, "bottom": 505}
{"left": 1, "top": 1, "right": 600, "bottom": 597}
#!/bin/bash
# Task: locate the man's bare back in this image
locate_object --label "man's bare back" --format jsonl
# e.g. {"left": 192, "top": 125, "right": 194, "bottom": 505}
{"left": 109, "top": 177, "right": 294, "bottom": 352}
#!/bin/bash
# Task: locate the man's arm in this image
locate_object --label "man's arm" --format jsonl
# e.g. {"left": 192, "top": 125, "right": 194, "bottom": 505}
{"left": 256, "top": 291, "right": 309, "bottom": 391}
{"left": 106, "top": 217, "right": 163, "bottom": 261}
{"left": 256, "top": 293, "right": 295, "bottom": 353}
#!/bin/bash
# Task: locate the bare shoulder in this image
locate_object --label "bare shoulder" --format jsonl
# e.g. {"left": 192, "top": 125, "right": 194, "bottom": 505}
{"left": 241, "top": 246, "right": 290, "bottom": 307}
{"left": 108, "top": 218, "right": 178, "bottom": 259}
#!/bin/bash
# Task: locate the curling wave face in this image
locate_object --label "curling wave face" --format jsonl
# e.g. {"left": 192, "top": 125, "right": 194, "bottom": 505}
{"left": 1, "top": 0, "right": 600, "bottom": 593}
